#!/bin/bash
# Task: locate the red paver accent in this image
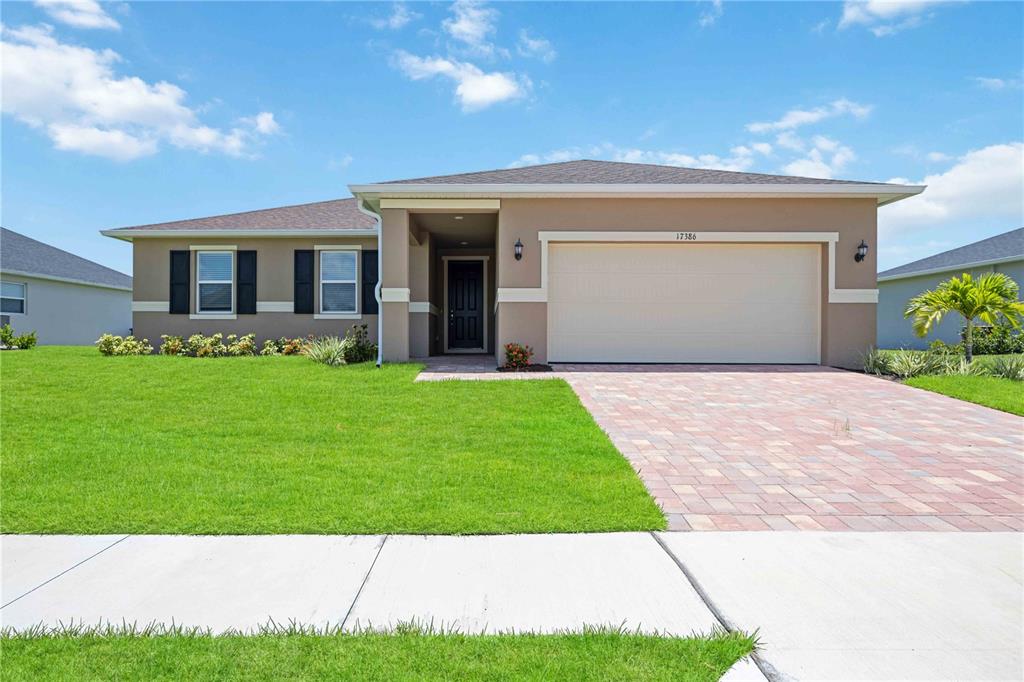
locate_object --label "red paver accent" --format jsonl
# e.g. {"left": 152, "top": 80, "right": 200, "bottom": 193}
{"left": 560, "top": 365, "right": 1024, "bottom": 531}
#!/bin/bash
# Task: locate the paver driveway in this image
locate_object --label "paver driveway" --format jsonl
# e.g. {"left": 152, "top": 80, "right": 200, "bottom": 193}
{"left": 560, "top": 365, "right": 1024, "bottom": 532}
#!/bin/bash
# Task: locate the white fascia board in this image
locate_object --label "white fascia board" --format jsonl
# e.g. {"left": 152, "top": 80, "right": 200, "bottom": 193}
{"left": 350, "top": 183, "right": 926, "bottom": 205}
{"left": 0, "top": 268, "right": 132, "bottom": 292}
{"left": 100, "top": 228, "right": 379, "bottom": 242}
{"left": 877, "top": 255, "right": 1024, "bottom": 282}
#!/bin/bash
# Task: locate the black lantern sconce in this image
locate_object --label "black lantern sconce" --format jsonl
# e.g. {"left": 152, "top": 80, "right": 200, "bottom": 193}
{"left": 514, "top": 238, "right": 524, "bottom": 261}
{"left": 854, "top": 240, "right": 869, "bottom": 263}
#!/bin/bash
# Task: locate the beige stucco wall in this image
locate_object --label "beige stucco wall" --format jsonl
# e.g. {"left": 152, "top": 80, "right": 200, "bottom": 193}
{"left": 492, "top": 197, "right": 878, "bottom": 369}
{"left": 380, "top": 209, "right": 409, "bottom": 361}
{"left": 130, "top": 236, "right": 377, "bottom": 345}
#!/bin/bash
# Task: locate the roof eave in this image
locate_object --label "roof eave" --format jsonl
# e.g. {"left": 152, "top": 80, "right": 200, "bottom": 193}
{"left": 100, "top": 228, "right": 380, "bottom": 241}
{"left": 349, "top": 182, "right": 926, "bottom": 206}
{"left": 878, "top": 254, "right": 1024, "bottom": 282}
{"left": 0, "top": 268, "right": 132, "bottom": 292}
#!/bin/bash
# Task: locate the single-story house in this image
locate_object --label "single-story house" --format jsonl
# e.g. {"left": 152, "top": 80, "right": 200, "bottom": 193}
{"left": 1, "top": 227, "right": 132, "bottom": 344}
{"left": 877, "top": 227, "right": 1024, "bottom": 349}
{"left": 102, "top": 160, "right": 924, "bottom": 368}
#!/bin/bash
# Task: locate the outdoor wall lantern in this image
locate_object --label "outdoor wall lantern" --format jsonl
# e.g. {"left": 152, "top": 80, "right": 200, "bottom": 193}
{"left": 854, "top": 240, "right": 869, "bottom": 263}
{"left": 514, "top": 238, "right": 524, "bottom": 261}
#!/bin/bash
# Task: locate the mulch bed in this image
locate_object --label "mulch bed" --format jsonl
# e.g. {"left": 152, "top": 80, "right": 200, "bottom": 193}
{"left": 497, "top": 364, "right": 554, "bottom": 373}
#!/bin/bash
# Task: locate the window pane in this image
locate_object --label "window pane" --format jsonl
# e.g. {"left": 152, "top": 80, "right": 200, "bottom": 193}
{"left": 322, "top": 282, "right": 356, "bottom": 312}
{"left": 321, "top": 251, "right": 356, "bottom": 281}
{"left": 1, "top": 298, "right": 24, "bottom": 314}
{"left": 199, "top": 283, "right": 232, "bottom": 311}
{"left": 1, "top": 282, "right": 25, "bottom": 298}
{"left": 198, "top": 252, "right": 233, "bottom": 281}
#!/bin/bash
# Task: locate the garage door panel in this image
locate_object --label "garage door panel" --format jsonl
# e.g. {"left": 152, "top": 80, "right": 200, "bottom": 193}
{"left": 547, "top": 243, "right": 820, "bottom": 364}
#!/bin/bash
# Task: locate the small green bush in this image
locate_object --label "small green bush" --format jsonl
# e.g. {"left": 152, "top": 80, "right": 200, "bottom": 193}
{"left": 277, "top": 337, "right": 306, "bottom": 355}
{"left": 260, "top": 339, "right": 280, "bottom": 356}
{"left": 159, "top": 335, "right": 185, "bottom": 355}
{"left": 96, "top": 334, "right": 153, "bottom": 356}
{"left": 226, "top": 333, "right": 258, "bottom": 356}
{"left": 861, "top": 347, "right": 891, "bottom": 376}
{"left": 340, "top": 324, "right": 377, "bottom": 364}
{"left": 968, "top": 324, "right": 1024, "bottom": 355}
{"left": 940, "top": 356, "right": 989, "bottom": 377}
{"left": 886, "top": 350, "right": 945, "bottom": 379}
{"left": 504, "top": 342, "right": 534, "bottom": 369}
{"left": 1, "top": 324, "right": 37, "bottom": 349}
{"left": 303, "top": 335, "right": 347, "bottom": 367}
{"left": 989, "top": 355, "right": 1024, "bottom": 381}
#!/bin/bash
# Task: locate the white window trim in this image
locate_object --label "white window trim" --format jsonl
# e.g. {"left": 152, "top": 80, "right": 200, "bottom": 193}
{"left": 317, "top": 248, "right": 360, "bottom": 318}
{"left": 1, "top": 281, "right": 26, "bottom": 315}
{"left": 195, "top": 250, "right": 235, "bottom": 315}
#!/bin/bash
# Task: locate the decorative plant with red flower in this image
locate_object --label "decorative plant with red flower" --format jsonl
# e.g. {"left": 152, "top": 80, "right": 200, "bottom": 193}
{"left": 503, "top": 342, "right": 534, "bottom": 369}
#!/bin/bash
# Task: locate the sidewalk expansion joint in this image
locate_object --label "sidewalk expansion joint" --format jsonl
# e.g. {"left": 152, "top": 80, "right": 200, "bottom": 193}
{"left": 649, "top": 531, "right": 782, "bottom": 682}
{"left": 340, "top": 534, "right": 388, "bottom": 631}
{"left": 1, "top": 534, "right": 132, "bottom": 610}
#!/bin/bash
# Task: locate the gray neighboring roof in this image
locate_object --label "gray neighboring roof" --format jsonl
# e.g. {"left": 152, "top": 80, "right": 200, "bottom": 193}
{"left": 878, "top": 228, "right": 1024, "bottom": 281}
{"left": 104, "top": 197, "right": 375, "bottom": 237}
{"left": 1, "top": 227, "right": 132, "bottom": 290}
{"left": 379, "top": 159, "right": 887, "bottom": 186}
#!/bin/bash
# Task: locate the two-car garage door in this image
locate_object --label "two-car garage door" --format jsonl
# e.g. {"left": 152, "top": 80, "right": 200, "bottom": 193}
{"left": 547, "top": 242, "right": 821, "bottom": 364}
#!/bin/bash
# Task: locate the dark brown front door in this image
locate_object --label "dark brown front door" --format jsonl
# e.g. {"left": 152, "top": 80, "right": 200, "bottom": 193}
{"left": 447, "top": 260, "right": 484, "bottom": 350}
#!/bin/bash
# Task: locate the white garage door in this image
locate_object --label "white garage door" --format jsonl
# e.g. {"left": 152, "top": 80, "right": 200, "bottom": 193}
{"left": 547, "top": 242, "right": 820, "bottom": 363}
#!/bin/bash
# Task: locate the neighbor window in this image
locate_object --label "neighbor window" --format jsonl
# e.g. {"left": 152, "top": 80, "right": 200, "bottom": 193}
{"left": 320, "top": 250, "right": 358, "bottom": 314}
{"left": 1, "top": 282, "right": 26, "bottom": 314}
{"left": 196, "top": 251, "right": 233, "bottom": 313}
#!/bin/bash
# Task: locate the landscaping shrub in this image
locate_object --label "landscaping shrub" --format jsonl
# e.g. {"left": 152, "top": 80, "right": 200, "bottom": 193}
{"left": 95, "top": 334, "right": 153, "bottom": 356}
{"left": 886, "top": 349, "right": 945, "bottom": 379}
{"left": 277, "top": 337, "right": 306, "bottom": 355}
{"left": 159, "top": 335, "right": 185, "bottom": 356}
{"left": 989, "top": 355, "right": 1024, "bottom": 381}
{"left": 187, "top": 333, "right": 227, "bottom": 358}
{"left": 927, "top": 339, "right": 963, "bottom": 356}
{"left": 504, "top": 342, "right": 534, "bottom": 369}
{"left": 260, "top": 339, "right": 280, "bottom": 356}
{"left": 0, "top": 324, "right": 37, "bottom": 350}
{"left": 967, "top": 324, "right": 1024, "bottom": 355}
{"left": 340, "top": 324, "right": 376, "bottom": 363}
{"left": 940, "top": 356, "right": 989, "bottom": 377}
{"left": 302, "top": 335, "right": 347, "bottom": 367}
{"left": 861, "top": 347, "right": 891, "bottom": 376}
{"left": 226, "top": 333, "right": 258, "bottom": 356}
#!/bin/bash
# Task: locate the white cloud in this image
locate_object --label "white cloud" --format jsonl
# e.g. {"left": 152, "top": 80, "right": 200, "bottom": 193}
{"left": 443, "top": 0, "right": 499, "bottom": 56}
{"left": 392, "top": 50, "right": 528, "bottom": 111}
{"left": 838, "top": 1, "right": 954, "bottom": 37}
{"left": 370, "top": 3, "right": 420, "bottom": 30}
{"left": 698, "top": 0, "right": 723, "bottom": 28}
{"left": 517, "top": 29, "right": 556, "bottom": 62}
{"left": 0, "top": 24, "right": 278, "bottom": 161}
{"left": 328, "top": 154, "right": 354, "bottom": 171}
{"left": 34, "top": 0, "right": 120, "bottom": 30}
{"left": 974, "top": 76, "right": 1022, "bottom": 91}
{"left": 782, "top": 136, "right": 856, "bottom": 179}
{"left": 750, "top": 142, "right": 773, "bottom": 155}
{"left": 747, "top": 98, "right": 871, "bottom": 133}
{"left": 880, "top": 142, "right": 1024, "bottom": 233}
{"left": 925, "top": 151, "right": 952, "bottom": 162}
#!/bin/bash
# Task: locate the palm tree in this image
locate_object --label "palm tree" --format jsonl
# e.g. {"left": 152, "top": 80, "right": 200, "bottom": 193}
{"left": 905, "top": 272, "right": 1024, "bottom": 362}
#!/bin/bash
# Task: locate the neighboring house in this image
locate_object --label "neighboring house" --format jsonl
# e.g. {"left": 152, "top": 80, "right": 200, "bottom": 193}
{"left": 0, "top": 228, "right": 132, "bottom": 345}
{"left": 102, "top": 160, "right": 924, "bottom": 368}
{"left": 877, "top": 228, "right": 1024, "bottom": 349}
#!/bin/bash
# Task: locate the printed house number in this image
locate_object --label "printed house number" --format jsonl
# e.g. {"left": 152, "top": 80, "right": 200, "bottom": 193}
{"left": 675, "top": 232, "right": 698, "bottom": 241}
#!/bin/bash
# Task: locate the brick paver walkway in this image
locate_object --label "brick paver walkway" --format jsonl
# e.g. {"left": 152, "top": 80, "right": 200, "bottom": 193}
{"left": 561, "top": 365, "right": 1024, "bottom": 532}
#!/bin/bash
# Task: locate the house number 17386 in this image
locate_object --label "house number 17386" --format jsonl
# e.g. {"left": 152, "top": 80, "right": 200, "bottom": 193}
{"left": 676, "top": 232, "right": 697, "bottom": 241}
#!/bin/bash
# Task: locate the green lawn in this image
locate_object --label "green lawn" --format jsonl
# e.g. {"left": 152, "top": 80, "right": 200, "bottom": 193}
{"left": 0, "top": 629, "right": 756, "bottom": 682}
{"left": 905, "top": 374, "right": 1024, "bottom": 416}
{"left": 0, "top": 347, "right": 664, "bottom": 534}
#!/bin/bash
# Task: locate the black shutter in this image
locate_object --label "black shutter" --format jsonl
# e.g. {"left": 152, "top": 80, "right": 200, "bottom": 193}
{"left": 362, "top": 250, "right": 378, "bottom": 315}
{"left": 294, "top": 250, "right": 314, "bottom": 314}
{"left": 169, "top": 250, "right": 189, "bottom": 314}
{"left": 236, "top": 250, "right": 257, "bottom": 314}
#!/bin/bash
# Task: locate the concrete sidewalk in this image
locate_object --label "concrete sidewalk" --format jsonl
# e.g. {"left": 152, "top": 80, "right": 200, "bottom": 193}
{"left": 3, "top": 532, "right": 1021, "bottom": 681}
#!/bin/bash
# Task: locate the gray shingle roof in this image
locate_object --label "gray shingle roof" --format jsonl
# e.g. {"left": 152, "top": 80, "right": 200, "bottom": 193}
{"left": 107, "top": 197, "right": 374, "bottom": 233}
{"left": 879, "top": 227, "right": 1024, "bottom": 280}
{"left": 380, "top": 159, "right": 887, "bottom": 185}
{"left": 1, "top": 228, "right": 132, "bottom": 290}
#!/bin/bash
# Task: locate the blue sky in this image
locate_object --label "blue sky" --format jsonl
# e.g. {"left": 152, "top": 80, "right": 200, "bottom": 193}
{"left": 2, "top": 0, "right": 1022, "bottom": 275}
